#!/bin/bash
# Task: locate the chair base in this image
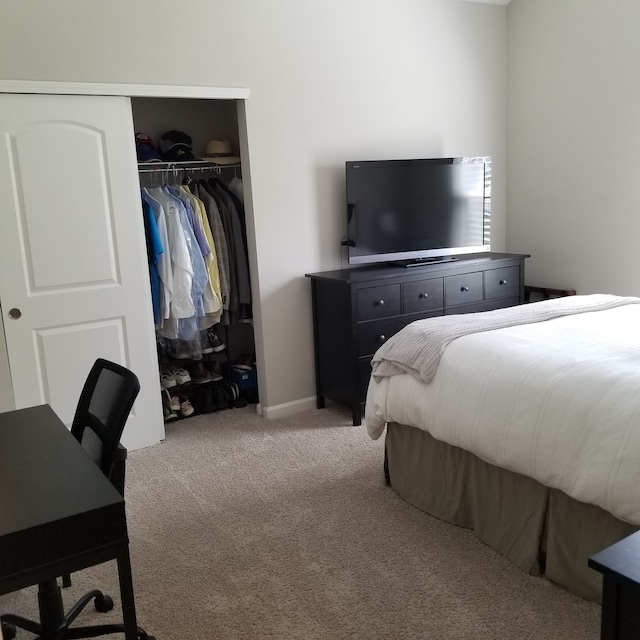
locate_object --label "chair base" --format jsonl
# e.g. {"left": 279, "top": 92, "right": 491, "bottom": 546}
{"left": 2, "top": 618, "right": 155, "bottom": 640}
{"left": 1, "top": 578, "right": 154, "bottom": 640}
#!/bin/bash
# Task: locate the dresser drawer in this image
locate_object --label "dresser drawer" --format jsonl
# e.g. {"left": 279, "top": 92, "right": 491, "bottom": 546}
{"left": 357, "top": 317, "right": 405, "bottom": 356}
{"left": 445, "top": 271, "right": 483, "bottom": 307}
{"left": 357, "top": 284, "right": 401, "bottom": 321}
{"left": 403, "top": 278, "right": 444, "bottom": 314}
{"left": 484, "top": 266, "right": 520, "bottom": 300}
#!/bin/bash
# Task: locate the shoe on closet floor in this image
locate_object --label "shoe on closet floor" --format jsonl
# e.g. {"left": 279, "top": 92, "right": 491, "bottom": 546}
{"left": 233, "top": 353, "right": 255, "bottom": 371}
{"left": 163, "top": 405, "right": 178, "bottom": 422}
{"left": 167, "top": 341, "right": 193, "bottom": 359}
{"left": 206, "top": 360, "right": 223, "bottom": 382}
{"left": 200, "top": 330, "right": 214, "bottom": 354}
{"left": 172, "top": 367, "right": 191, "bottom": 386}
{"left": 233, "top": 396, "right": 248, "bottom": 409}
{"left": 162, "top": 389, "right": 179, "bottom": 422}
{"left": 163, "top": 389, "right": 180, "bottom": 412}
{"left": 207, "top": 328, "right": 226, "bottom": 352}
{"left": 189, "top": 361, "right": 212, "bottom": 384}
{"left": 180, "top": 399, "right": 195, "bottom": 417}
{"left": 161, "top": 370, "right": 177, "bottom": 389}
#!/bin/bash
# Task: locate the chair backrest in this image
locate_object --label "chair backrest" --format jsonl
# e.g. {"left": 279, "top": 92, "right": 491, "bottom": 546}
{"left": 70, "top": 358, "right": 140, "bottom": 483}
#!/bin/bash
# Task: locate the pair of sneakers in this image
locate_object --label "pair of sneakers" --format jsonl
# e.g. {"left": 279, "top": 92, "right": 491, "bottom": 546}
{"left": 189, "top": 360, "right": 224, "bottom": 384}
{"left": 201, "top": 328, "right": 225, "bottom": 354}
{"left": 162, "top": 389, "right": 194, "bottom": 421}
{"left": 161, "top": 367, "right": 191, "bottom": 389}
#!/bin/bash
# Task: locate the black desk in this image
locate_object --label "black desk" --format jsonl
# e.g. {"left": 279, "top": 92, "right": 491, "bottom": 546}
{"left": 0, "top": 404, "right": 140, "bottom": 639}
{"left": 589, "top": 531, "right": 640, "bottom": 640}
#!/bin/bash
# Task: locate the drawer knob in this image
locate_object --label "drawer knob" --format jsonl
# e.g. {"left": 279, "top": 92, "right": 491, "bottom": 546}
{"left": 376, "top": 299, "right": 385, "bottom": 306}
{"left": 378, "top": 334, "right": 386, "bottom": 343}
{"left": 461, "top": 286, "right": 469, "bottom": 292}
{"left": 419, "top": 293, "right": 429, "bottom": 299}
{"left": 499, "top": 279, "right": 507, "bottom": 285}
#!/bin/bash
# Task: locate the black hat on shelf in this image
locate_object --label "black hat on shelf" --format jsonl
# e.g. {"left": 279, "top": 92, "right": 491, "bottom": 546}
{"left": 159, "top": 130, "right": 195, "bottom": 162}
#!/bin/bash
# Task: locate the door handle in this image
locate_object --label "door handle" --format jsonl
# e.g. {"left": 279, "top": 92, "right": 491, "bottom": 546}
{"left": 8, "top": 308, "right": 22, "bottom": 319}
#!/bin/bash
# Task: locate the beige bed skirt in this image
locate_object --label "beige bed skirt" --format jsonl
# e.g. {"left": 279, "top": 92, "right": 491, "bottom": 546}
{"left": 385, "top": 422, "right": 638, "bottom": 602}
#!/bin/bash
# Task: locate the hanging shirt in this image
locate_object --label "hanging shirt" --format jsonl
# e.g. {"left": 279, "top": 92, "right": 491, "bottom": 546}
{"left": 148, "top": 187, "right": 195, "bottom": 337}
{"left": 203, "top": 181, "right": 238, "bottom": 316}
{"left": 162, "top": 187, "right": 208, "bottom": 340}
{"left": 141, "top": 198, "right": 164, "bottom": 325}
{"left": 211, "top": 180, "right": 251, "bottom": 307}
{"left": 141, "top": 188, "right": 174, "bottom": 323}
{"left": 198, "top": 183, "right": 231, "bottom": 313}
{"left": 228, "top": 176, "right": 244, "bottom": 205}
{"left": 178, "top": 185, "right": 222, "bottom": 321}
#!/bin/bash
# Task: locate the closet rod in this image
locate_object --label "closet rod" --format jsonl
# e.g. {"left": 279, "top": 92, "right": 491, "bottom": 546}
{"left": 137, "top": 164, "right": 240, "bottom": 174}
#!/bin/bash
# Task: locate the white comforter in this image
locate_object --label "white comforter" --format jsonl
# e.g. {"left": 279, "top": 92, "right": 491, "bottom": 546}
{"left": 365, "top": 299, "right": 640, "bottom": 524}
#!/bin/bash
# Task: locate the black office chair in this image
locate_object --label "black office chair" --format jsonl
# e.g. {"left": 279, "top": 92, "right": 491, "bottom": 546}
{"left": 1, "top": 358, "right": 154, "bottom": 640}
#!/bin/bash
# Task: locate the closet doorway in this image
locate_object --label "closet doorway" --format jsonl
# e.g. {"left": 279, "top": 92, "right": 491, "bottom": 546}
{"left": 132, "top": 97, "right": 259, "bottom": 423}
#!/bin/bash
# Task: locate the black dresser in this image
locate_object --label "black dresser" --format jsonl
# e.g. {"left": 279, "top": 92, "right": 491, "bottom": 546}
{"left": 306, "top": 252, "right": 529, "bottom": 425}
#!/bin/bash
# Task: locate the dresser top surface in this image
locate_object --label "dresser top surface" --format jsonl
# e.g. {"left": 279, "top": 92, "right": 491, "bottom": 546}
{"left": 306, "top": 253, "right": 529, "bottom": 284}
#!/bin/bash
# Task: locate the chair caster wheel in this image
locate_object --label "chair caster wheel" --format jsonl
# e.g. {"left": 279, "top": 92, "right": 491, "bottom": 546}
{"left": 1, "top": 621, "right": 17, "bottom": 639}
{"left": 94, "top": 593, "right": 114, "bottom": 613}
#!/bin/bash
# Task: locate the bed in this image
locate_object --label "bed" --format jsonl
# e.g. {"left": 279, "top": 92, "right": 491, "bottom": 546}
{"left": 364, "top": 293, "right": 640, "bottom": 602}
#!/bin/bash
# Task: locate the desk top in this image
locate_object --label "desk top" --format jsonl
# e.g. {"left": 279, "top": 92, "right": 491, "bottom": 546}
{"left": 0, "top": 404, "right": 128, "bottom": 594}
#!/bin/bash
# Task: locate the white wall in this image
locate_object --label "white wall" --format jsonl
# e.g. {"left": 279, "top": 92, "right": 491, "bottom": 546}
{"left": 507, "top": 0, "right": 640, "bottom": 295}
{"left": 0, "top": 0, "right": 507, "bottom": 416}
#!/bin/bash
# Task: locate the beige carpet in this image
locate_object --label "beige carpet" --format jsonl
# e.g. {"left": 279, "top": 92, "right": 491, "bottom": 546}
{"left": 1, "top": 404, "right": 601, "bottom": 639}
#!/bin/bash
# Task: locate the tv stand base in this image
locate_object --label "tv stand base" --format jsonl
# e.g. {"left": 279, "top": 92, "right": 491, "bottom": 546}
{"left": 394, "top": 257, "right": 459, "bottom": 268}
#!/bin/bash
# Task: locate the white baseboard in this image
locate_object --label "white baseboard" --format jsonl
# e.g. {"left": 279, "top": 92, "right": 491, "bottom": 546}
{"left": 257, "top": 396, "right": 318, "bottom": 420}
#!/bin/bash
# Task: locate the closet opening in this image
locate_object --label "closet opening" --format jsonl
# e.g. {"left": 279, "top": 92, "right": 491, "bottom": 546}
{"left": 132, "top": 97, "right": 258, "bottom": 425}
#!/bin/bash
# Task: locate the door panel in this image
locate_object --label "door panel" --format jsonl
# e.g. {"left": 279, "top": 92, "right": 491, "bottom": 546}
{"left": 36, "top": 318, "right": 128, "bottom": 424}
{"left": 0, "top": 93, "right": 164, "bottom": 450}
{"left": 12, "top": 122, "right": 117, "bottom": 289}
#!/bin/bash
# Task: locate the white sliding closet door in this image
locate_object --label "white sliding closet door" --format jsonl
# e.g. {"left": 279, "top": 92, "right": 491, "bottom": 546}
{"left": 0, "top": 93, "right": 164, "bottom": 450}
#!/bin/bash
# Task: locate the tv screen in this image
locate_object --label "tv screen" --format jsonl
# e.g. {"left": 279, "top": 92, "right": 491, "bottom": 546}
{"left": 345, "top": 156, "right": 491, "bottom": 266}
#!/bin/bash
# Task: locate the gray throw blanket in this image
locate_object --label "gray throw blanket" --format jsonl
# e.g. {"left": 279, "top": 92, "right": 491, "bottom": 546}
{"left": 371, "top": 294, "right": 640, "bottom": 384}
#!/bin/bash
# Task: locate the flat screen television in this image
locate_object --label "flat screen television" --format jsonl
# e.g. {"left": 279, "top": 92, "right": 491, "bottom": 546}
{"left": 345, "top": 156, "right": 491, "bottom": 266}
